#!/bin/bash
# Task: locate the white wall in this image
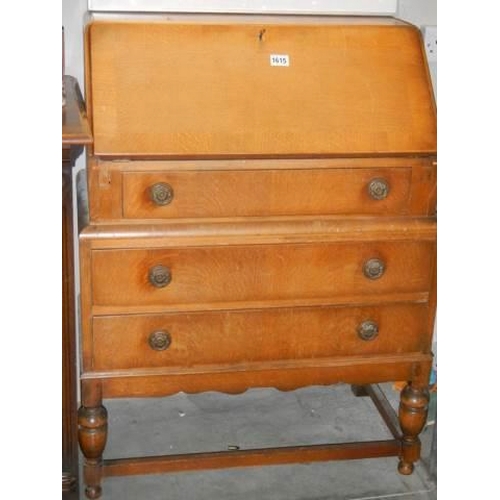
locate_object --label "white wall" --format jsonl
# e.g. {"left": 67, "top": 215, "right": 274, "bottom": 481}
{"left": 87, "top": 0, "right": 397, "bottom": 14}
{"left": 62, "top": 0, "right": 88, "bottom": 97}
{"left": 63, "top": 0, "right": 88, "bottom": 181}
{"left": 397, "top": 0, "right": 436, "bottom": 27}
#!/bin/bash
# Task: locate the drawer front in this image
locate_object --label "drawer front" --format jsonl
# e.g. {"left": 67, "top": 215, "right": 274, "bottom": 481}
{"left": 92, "top": 303, "right": 430, "bottom": 370}
{"left": 122, "top": 168, "right": 411, "bottom": 218}
{"left": 91, "top": 241, "right": 434, "bottom": 308}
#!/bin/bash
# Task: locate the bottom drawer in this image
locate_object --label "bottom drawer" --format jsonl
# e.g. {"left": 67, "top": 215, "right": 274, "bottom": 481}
{"left": 91, "top": 303, "right": 429, "bottom": 371}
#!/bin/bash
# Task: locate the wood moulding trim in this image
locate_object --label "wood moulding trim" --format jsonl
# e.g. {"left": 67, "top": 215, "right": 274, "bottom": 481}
{"left": 84, "top": 352, "right": 431, "bottom": 379}
{"left": 81, "top": 353, "right": 432, "bottom": 398}
{"left": 81, "top": 216, "right": 437, "bottom": 247}
{"left": 90, "top": 291, "right": 430, "bottom": 317}
{"left": 95, "top": 156, "right": 435, "bottom": 172}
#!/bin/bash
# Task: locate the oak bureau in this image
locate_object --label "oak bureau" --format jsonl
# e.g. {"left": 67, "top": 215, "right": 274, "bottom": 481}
{"left": 77, "top": 13, "right": 437, "bottom": 499}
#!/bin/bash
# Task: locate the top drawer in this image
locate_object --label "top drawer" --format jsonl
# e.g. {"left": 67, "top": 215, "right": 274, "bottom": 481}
{"left": 123, "top": 167, "right": 410, "bottom": 219}
{"left": 85, "top": 16, "right": 436, "bottom": 157}
{"left": 87, "top": 158, "right": 436, "bottom": 221}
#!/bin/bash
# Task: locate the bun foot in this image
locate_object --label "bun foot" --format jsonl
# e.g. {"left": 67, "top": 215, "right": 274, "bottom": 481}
{"left": 398, "top": 460, "right": 414, "bottom": 475}
{"left": 85, "top": 485, "right": 102, "bottom": 499}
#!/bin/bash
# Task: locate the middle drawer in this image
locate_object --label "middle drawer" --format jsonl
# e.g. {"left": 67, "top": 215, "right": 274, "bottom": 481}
{"left": 91, "top": 241, "right": 433, "bottom": 309}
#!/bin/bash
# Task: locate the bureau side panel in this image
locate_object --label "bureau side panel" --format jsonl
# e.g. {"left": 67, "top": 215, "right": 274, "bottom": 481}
{"left": 79, "top": 238, "right": 95, "bottom": 371}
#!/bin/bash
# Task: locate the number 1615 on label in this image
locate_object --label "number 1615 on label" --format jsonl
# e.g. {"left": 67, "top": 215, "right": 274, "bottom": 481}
{"left": 270, "top": 54, "right": 290, "bottom": 67}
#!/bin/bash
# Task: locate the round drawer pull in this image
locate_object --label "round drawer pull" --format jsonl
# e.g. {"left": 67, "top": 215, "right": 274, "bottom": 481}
{"left": 363, "top": 258, "right": 385, "bottom": 280}
{"left": 149, "top": 182, "right": 174, "bottom": 206}
{"left": 148, "top": 330, "right": 172, "bottom": 351}
{"left": 148, "top": 265, "right": 172, "bottom": 288}
{"left": 357, "top": 320, "right": 379, "bottom": 341}
{"left": 368, "top": 178, "right": 389, "bottom": 200}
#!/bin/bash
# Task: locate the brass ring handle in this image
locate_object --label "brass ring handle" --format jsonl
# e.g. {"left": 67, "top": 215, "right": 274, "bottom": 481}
{"left": 149, "top": 182, "right": 174, "bottom": 206}
{"left": 148, "top": 265, "right": 172, "bottom": 288}
{"left": 368, "top": 178, "right": 389, "bottom": 200}
{"left": 148, "top": 330, "right": 172, "bottom": 351}
{"left": 357, "top": 320, "right": 379, "bottom": 341}
{"left": 363, "top": 258, "right": 385, "bottom": 280}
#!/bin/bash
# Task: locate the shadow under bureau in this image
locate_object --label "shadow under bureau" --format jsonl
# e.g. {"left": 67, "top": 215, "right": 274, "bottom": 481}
{"left": 77, "top": 13, "right": 437, "bottom": 499}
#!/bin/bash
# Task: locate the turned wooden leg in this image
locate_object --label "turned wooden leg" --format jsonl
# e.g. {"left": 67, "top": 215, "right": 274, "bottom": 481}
{"left": 398, "top": 383, "right": 429, "bottom": 475}
{"left": 78, "top": 381, "right": 107, "bottom": 499}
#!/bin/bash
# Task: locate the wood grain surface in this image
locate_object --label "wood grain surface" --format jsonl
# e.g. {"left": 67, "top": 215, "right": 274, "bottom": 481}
{"left": 90, "top": 241, "right": 434, "bottom": 308}
{"left": 91, "top": 302, "right": 430, "bottom": 370}
{"left": 86, "top": 17, "right": 436, "bottom": 157}
{"left": 86, "top": 157, "right": 436, "bottom": 221}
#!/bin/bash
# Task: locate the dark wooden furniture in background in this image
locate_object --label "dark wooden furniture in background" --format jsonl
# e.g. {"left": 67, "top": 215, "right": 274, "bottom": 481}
{"left": 78, "top": 15, "right": 436, "bottom": 499}
{"left": 62, "top": 75, "right": 92, "bottom": 499}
